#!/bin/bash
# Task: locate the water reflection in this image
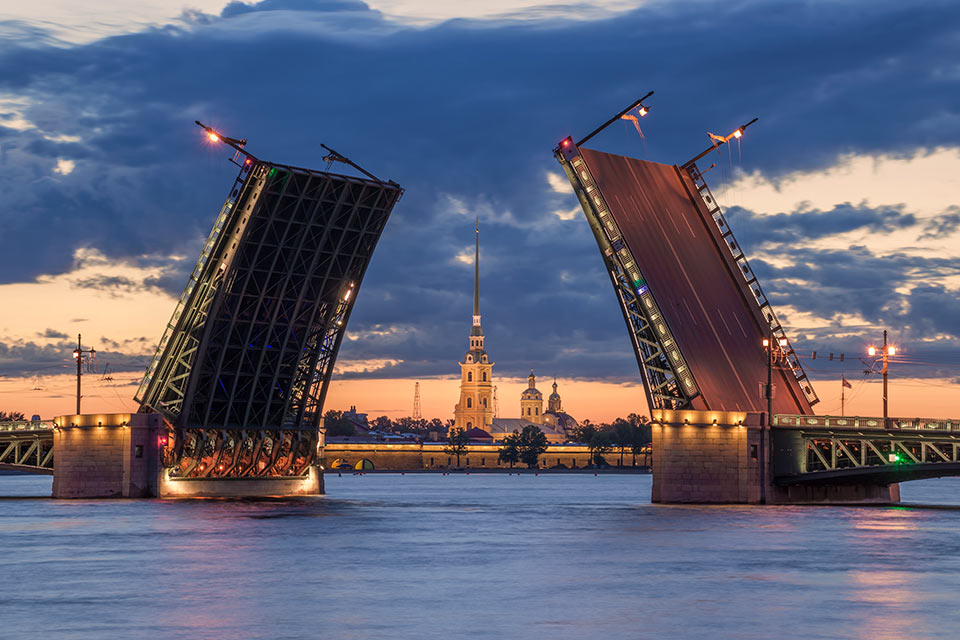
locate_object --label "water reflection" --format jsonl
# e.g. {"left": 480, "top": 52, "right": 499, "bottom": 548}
{"left": 1, "top": 474, "right": 959, "bottom": 639}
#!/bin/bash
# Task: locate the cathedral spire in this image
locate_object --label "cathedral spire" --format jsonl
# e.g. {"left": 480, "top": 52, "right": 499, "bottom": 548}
{"left": 473, "top": 218, "right": 480, "bottom": 323}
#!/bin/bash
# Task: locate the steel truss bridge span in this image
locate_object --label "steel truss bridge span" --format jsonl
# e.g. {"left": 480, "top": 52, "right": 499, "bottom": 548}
{"left": 773, "top": 414, "right": 960, "bottom": 485}
{"left": 0, "top": 422, "right": 54, "bottom": 475}
{"left": 134, "top": 149, "right": 403, "bottom": 481}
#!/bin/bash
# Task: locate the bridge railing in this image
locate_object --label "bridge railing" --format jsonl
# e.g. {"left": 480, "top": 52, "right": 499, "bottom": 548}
{"left": 0, "top": 420, "right": 55, "bottom": 432}
{"left": 773, "top": 414, "right": 960, "bottom": 432}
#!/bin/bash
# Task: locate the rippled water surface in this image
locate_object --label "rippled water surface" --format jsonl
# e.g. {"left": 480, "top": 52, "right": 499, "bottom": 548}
{"left": 2, "top": 473, "right": 960, "bottom": 639}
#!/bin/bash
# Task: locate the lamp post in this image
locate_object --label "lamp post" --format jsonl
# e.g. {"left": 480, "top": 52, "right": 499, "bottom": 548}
{"left": 72, "top": 334, "right": 96, "bottom": 415}
{"left": 760, "top": 331, "right": 787, "bottom": 505}
{"left": 867, "top": 330, "right": 896, "bottom": 425}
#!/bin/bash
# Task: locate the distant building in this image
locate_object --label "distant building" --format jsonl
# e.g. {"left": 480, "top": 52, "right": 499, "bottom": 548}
{"left": 342, "top": 405, "right": 369, "bottom": 432}
{"left": 452, "top": 223, "right": 494, "bottom": 431}
{"left": 451, "top": 226, "right": 577, "bottom": 444}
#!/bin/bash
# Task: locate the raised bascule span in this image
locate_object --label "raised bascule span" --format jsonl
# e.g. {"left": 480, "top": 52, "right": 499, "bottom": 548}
{"left": 131, "top": 127, "right": 403, "bottom": 493}
{"left": 34, "top": 125, "right": 404, "bottom": 498}
{"left": 555, "top": 132, "right": 817, "bottom": 415}
{"left": 552, "top": 96, "right": 954, "bottom": 503}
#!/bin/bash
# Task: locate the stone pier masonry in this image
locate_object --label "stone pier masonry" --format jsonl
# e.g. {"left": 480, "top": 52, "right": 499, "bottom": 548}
{"left": 52, "top": 412, "right": 321, "bottom": 498}
{"left": 652, "top": 409, "right": 900, "bottom": 504}
{"left": 52, "top": 413, "right": 163, "bottom": 498}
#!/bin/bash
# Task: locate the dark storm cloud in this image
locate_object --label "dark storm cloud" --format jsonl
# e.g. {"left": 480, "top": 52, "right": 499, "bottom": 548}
{"left": 0, "top": 338, "right": 150, "bottom": 378}
{"left": 221, "top": 0, "right": 372, "bottom": 17}
{"left": 72, "top": 274, "right": 140, "bottom": 292}
{"left": 725, "top": 204, "right": 917, "bottom": 247}
{"left": 1, "top": 0, "right": 959, "bottom": 382}
{"left": 920, "top": 208, "right": 960, "bottom": 239}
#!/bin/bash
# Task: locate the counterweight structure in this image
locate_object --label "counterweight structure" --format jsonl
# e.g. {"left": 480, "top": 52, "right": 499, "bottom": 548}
{"left": 136, "top": 150, "right": 403, "bottom": 478}
{"left": 555, "top": 138, "right": 817, "bottom": 414}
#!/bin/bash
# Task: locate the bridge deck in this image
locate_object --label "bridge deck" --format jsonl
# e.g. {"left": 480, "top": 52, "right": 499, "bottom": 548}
{"left": 577, "top": 148, "right": 813, "bottom": 414}
{"left": 0, "top": 423, "right": 54, "bottom": 474}
{"left": 773, "top": 414, "right": 960, "bottom": 484}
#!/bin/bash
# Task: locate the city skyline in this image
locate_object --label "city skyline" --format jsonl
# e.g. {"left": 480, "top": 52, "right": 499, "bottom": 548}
{"left": 1, "top": 0, "right": 958, "bottom": 422}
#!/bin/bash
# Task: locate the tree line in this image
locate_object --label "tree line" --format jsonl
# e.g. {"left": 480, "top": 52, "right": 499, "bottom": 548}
{"left": 326, "top": 409, "right": 652, "bottom": 468}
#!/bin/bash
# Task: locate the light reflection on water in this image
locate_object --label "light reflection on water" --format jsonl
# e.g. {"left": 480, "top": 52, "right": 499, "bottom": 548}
{"left": 1, "top": 473, "right": 959, "bottom": 639}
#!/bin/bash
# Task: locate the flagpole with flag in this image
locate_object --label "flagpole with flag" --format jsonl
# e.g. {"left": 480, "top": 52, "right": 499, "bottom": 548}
{"left": 841, "top": 374, "right": 853, "bottom": 416}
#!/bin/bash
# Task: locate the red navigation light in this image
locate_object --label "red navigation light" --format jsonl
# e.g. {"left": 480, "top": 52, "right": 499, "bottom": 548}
{"left": 561, "top": 137, "right": 573, "bottom": 148}
{"left": 158, "top": 435, "right": 168, "bottom": 446}
{"left": 244, "top": 158, "right": 252, "bottom": 165}
{"left": 208, "top": 132, "right": 220, "bottom": 143}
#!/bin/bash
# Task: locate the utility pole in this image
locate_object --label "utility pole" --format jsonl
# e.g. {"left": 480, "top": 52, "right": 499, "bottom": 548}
{"left": 882, "top": 330, "right": 889, "bottom": 424}
{"left": 867, "top": 330, "right": 895, "bottom": 426}
{"left": 759, "top": 327, "right": 776, "bottom": 505}
{"left": 72, "top": 334, "right": 96, "bottom": 415}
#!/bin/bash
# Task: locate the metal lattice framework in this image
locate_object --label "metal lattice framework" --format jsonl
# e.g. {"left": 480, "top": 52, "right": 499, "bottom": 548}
{"left": 136, "top": 155, "right": 403, "bottom": 478}
{"left": 555, "top": 142, "right": 699, "bottom": 411}
{"left": 0, "top": 424, "right": 54, "bottom": 474}
{"left": 773, "top": 414, "right": 960, "bottom": 484}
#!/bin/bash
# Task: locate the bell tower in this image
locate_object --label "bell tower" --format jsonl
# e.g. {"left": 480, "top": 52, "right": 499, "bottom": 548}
{"left": 453, "top": 221, "right": 494, "bottom": 430}
{"left": 520, "top": 370, "right": 543, "bottom": 425}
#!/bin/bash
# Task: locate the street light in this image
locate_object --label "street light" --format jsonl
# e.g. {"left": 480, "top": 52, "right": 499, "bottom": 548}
{"left": 73, "top": 334, "right": 96, "bottom": 415}
{"left": 867, "top": 330, "right": 896, "bottom": 425}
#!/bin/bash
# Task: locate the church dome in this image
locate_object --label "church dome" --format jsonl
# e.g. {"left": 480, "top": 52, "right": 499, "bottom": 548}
{"left": 521, "top": 370, "right": 541, "bottom": 399}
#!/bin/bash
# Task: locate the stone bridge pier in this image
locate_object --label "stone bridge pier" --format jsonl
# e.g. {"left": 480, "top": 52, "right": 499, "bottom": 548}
{"left": 51, "top": 413, "right": 321, "bottom": 498}
{"left": 651, "top": 409, "right": 899, "bottom": 504}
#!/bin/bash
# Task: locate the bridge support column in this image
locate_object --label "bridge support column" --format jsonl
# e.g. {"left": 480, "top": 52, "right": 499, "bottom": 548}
{"left": 52, "top": 413, "right": 163, "bottom": 498}
{"left": 651, "top": 410, "right": 765, "bottom": 503}
{"left": 652, "top": 410, "right": 900, "bottom": 504}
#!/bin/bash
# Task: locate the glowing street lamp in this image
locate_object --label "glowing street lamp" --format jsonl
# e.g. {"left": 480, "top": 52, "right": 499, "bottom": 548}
{"left": 867, "top": 330, "right": 897, "bottom": 425}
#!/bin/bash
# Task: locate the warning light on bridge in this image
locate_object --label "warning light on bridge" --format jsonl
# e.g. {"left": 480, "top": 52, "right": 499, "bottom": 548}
{"left": 158, "top": 435, "right": 168, "bottom": 447}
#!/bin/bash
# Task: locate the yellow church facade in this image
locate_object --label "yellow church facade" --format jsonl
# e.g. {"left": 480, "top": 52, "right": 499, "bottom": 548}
{"left": 451, "top": 225, "right": 578, "bottom": 443}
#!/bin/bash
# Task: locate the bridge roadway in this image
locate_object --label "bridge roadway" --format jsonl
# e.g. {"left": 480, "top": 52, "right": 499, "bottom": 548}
{"left": 0, "top": 421, "right": 54, "bottom": 475}
{"left": 772, "top": 414, "right": 960, "bottom": 485}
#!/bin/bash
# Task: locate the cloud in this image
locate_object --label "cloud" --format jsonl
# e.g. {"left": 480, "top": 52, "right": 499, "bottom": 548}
{"left": 0, "top": 0, "right": 958, "bottom": 389}
{"left": 725, "top": 203, "right": 917, "bottom": 247}
{"left": 52, "top": 157, "right": 74, "bottom": 174}
{"left": 920, "top": 208, "right": 960, "bottom": 239}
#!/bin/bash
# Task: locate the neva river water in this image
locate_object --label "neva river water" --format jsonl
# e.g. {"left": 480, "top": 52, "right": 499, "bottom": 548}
{"left": 3, "top": 473, "right": 960, "bottom": 639}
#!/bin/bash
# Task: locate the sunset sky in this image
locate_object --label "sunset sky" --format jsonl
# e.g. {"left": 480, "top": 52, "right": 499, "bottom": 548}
{"left": 0, "top": 0, "right": 958, "bottom": 423}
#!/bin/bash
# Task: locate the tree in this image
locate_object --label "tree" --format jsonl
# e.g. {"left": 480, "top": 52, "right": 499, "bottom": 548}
{"left": 498, "top": 432, "right": 521, "bottom": 468}
{"left": 323, "top": 410, "right": 355, "bottom": 437}
{"left": 444, "top": 428, "right": 470, "bottom": 467}
{"left": 627, "top": 412, "right": 652, "bottom": 444}
{"left": 588, "top": 431, "right": 614, "bottom": 467}
{"left": 516, "top": 425, "right": 549, "bottom": 469}
{"left": 371, "top": 415, "right": 393, "bottom": 432}
{"left": 571, "top": 423, "right": 597, "bottom": 445}
{"left": 0, "top": 411, "right": 25, "bottom": 422}
{"left": 612, "top": 417, "right": 633, "bottom": 466}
